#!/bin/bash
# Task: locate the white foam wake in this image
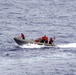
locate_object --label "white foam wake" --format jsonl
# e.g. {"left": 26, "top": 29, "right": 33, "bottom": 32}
{"left": 19, "top": 43, "right": 45, "bottom": 48}
{"left": 58, "top": 43, "right": 76, "bottom": 48}
{"left": 19, "top": 43, "right": 76, "bottom": 49}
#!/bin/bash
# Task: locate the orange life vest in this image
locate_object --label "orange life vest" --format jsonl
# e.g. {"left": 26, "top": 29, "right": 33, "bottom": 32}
{"left": 42, "top": 36, "right": 48, "bottom": 41}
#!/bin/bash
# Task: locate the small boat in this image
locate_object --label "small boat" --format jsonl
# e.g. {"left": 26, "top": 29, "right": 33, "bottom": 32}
{"left": 14, "top": 37, "right": 56, "bottom": 46}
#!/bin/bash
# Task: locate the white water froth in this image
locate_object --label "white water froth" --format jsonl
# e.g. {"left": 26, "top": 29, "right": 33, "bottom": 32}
{"left": 58, "top": 43, "right": 76, "bottom": 48}
{"left": 19, "top": 43, "right": 76, "bottom": 48}
{"left": 19, "top": 43, "right": 45, "bottom": 48}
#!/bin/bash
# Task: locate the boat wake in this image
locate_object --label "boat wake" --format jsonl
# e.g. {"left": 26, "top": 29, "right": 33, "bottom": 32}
{"left": 19, "top": 43, "right": 76, "bottom": 49}
{"left": 58, "top": 43, "right": 76, "bottom": 48}
{"left": 19, "top": 43, "right": 45, "bottom": 48}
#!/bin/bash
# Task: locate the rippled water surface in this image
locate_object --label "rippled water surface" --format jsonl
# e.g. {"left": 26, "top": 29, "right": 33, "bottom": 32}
{"left": 0, "top": 0, "right": 76, "bottom": 75}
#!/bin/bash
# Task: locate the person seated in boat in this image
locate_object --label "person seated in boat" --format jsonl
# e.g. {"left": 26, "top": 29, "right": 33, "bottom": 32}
{"left": 35, "top": 38, "right": 41, "bottom": 42}
{"left": 21, "top": 33, "right": 25, "bottom": 39}
{"left": 44, "top": 35, "right": 48, "bottom": 43}
{"left": 41, "top": 35, "right": 48, "bottom": 43}
{"left": 49, "top": 37, "right": 54, "bottom": 44}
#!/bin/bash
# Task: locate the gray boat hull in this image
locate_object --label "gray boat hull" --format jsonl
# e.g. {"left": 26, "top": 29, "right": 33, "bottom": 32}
{"left": 14, "top": 37, "right": 34, "bottom": 45}
{"left": 14, "top": 37, "right": 56, "bottom": 46}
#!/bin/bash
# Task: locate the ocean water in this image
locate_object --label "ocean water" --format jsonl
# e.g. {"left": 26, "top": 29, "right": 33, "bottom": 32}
{"left": 0, "top": 0, "right": 76, "bottom": 75}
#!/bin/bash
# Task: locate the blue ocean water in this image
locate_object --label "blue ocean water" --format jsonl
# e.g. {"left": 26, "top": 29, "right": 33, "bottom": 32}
{"left": 0, "top": 0, "right": 76, "bottom": 75}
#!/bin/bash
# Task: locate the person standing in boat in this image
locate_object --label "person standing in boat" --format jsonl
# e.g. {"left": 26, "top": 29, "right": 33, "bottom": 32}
{"left": 21, "top": 33, "right": 25, "bottom": 39}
